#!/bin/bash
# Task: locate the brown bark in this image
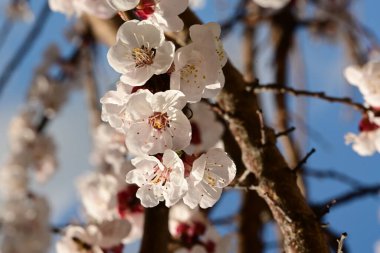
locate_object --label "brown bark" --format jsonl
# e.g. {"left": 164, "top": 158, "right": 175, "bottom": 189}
{"left": 139, "top": 203, "right": 169, "bottom": 253}
{"left": 84, "top": 9, "right": 330, "bottom": 253}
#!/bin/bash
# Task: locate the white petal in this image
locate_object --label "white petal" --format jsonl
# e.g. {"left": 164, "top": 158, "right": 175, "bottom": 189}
{"left": 151, "top": 90, "right": 187, "bottom": 112}
{"left": 136, "top": 186, "right": 160, "bottom": 207}
{"left": 169, "top": 111, "right": 192, "bottom": 151}
{"left": 152, "top": 41, "right": 175, "bottom": 74}
{"left": 344, "top": 65, "right": 363, "bottom": 87}
{"left": 106, "top": 0, "right": 139, "bottom": 11}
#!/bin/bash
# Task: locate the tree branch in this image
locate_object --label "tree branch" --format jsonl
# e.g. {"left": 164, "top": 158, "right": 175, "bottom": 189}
{"left": 313, "top": 183, "right": 380, "bottom": 212}
{"left": 250, "top": 83, "right": 368, "bottom": 113}
{"left": 0, "top": 2, "right": 51, "bottom": 96}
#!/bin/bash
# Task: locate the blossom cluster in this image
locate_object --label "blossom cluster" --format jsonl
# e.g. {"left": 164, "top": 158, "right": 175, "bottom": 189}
{"left": 101, "top": 16, "right": 236, "bottom": 209}
{"left": 46, "top": 1, "right": 237, "bottom": 251}
{"left": 0, "top": 44, "right": 75, "bottom": 253}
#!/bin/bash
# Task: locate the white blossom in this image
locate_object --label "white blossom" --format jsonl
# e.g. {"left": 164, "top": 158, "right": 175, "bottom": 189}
{"left": 100, "top": 82, "right": 133, "bottom": 133}
{"left": 7, "top": 111, "right": 58, "bottom": 182}
{"left": 345, "top": 116, "right": 380, "bottom": 156}
{"left": 77, "top": 171, "right": 123, "bottom": 221}
{"left": 8, "top": 110, "right": 37, "bottom": 154}
{"left": 0, "top": 159, "right": 28, "bottom": 198}
{"left": 49, "top": 0, "right": 116, "bottom": 19}
{"left": 138, "top": 0, "right": 188, "bottom": 32}
{"left": 107, "top": 20, "right": 175, "bottom": 86}
{"left": 126, "top": 149, "right": 188, "bottom": 207}
{"left": 170, "top": 42, "right": 220, "bottom": 102}
{"left": 90, "top": 124, "right": 128, "bottom": 172}
{"left": 345, "top": 131, "right": 380, "bottom": 156}
{"left": 106, "top": 0, "right": 139, "bottom": 11}
{"left": 87, "top": 219, "right": 131, "bottom": 249}
{"left": 344, "top": 60, "right": 380, "bottom": 107}
{"left": 48, "top": 0, "right": 76, "bottom": 16}
{"left": 30, "top": 135, "right": 58, "bottom": 182}
{"left": 189, "top": 23, "right": 227, "bottom": 98}
{"left": 122, "top": 89, "right": 191, "bottom": 156}
{"left": 28, "top": 74, "right": 68, "bottom": 117}
{"left": 253, "top": 0, "right": 291, "bottom": 9}
{"left": 189, "top": 0, "right": 205, "bottom": 9}
{"left": 56, "top": 226, "right": 103, "bottom": 253}
{"left": 183, "top": 148, "right": 236, "bottom": 209}
{"left": 74, "top": 0, "right": 116, "bottom": 18}
{"left": 1, "top": 195, "right": 51, "bottom": 253}
{"left": 108, "top": 0, "right": 189, "bottom": 32}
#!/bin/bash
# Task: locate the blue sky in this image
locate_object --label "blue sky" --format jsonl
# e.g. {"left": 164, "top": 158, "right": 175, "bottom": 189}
{"left": 0, "top": 0, "right": 380, "bottom": 252}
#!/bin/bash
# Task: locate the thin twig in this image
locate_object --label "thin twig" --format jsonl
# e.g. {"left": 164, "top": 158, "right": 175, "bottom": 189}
{"left": 249, "top": 84, "right": 369, "bottom": 114}
{"left": 313, "top": 183, "right": 380, "bottom": 211}
{"left": 293, "top": 148, "right": 316, "bottom": 172}
{"left": 275, "top": 126, "right": 296, "bottom": 138}
{"left": 303, "top": 168, "right": 363, "bottom": 188}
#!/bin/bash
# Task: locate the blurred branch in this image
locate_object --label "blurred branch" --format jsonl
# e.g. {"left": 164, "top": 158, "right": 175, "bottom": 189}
{"left": 0, "top": 2, "right": 51, "bottom": 96}
{"left": 313, "top": 183, "right": 380, "bottom": 214}
{"left": 0, "top": 18, "right": 13, "bottom": 51}
{"left": 303, "top": 168, "right": 363, "bottom": 188}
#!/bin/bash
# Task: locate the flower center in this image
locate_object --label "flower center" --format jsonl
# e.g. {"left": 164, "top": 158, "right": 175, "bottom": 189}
{"left": 132, "top": 45, "right": 156, "bottom": 68}
{"left": 148, "top": 112, "right": 169, "bottom": 130}
{"left": 150, "top": 165, "right": 172, "bottom": 185}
